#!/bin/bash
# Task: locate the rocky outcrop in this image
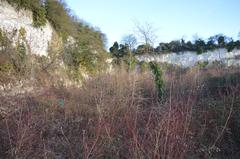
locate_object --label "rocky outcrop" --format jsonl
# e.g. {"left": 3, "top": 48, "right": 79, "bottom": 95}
{"left": 136, "top": 49, "right": 240, "bottom": 67}
{"left": 0, "top": 0, "right": 53, "bottom": 56}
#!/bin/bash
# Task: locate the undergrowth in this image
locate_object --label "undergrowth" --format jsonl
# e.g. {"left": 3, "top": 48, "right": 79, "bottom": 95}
{"left": 0, "top": 68, "right": 240, "bottom": 158}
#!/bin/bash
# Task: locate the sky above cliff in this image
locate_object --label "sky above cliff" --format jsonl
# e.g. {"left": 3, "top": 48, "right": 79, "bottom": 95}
{"left": 66, "top": 0, "right": 240, "bottom": 47}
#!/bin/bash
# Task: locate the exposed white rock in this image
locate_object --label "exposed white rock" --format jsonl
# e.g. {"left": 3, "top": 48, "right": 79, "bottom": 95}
{"left": 136, "top": 49, "right": 240, "bottom": 67}
{"left": 0, "top": 0, "right": 53, "bottom": 56}
{"left": 106, "top": 58, "right": 113, "bottom": 72}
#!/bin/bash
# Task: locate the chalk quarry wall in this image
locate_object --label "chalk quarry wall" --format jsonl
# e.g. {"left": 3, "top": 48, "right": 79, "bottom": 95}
{"left": 0, "top": 0, "right": 53, "bottom": 56}
{"left": 136, "top": 49, "right": 240, "bottom": 67}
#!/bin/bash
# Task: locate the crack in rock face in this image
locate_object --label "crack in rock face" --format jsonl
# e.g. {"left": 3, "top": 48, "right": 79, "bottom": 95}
{"left": 0, "top": 1, "right": 53, "bottom": 56}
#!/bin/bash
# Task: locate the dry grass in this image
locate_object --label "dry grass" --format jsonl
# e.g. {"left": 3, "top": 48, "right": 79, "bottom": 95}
{"left": 0, "top": 68, "right": 240, "bottom": 159}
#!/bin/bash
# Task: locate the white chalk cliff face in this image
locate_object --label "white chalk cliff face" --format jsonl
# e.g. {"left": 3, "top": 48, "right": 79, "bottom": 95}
{"left": 0, "top": 1, "right": 53, "bottom": 56}
{"left": 136, "top": 49, "right": 240, "bottom": 67}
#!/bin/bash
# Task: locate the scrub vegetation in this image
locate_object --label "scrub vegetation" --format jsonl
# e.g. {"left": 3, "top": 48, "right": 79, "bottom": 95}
{"left": 1, "top": 0, "right": 240, "bottom": 159}
{"left": 1, "top": 68, "right": 240, "bottom": 159}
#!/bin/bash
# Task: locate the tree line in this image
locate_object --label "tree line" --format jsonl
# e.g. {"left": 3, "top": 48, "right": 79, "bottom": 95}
{"left": 155, "top": 34, "right": 240, "bottom": 54}
{"left": 110, "top": 34, "right": 240, "bottom": 57}
{"left": 110, "top": 22, "right": 240, "bottom": 57}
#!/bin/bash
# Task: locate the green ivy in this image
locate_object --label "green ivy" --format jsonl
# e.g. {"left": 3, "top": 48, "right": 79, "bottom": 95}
{"left": 149, "top": 62, "right": 164, "bottom": 99}
{"left": 33, "top": 7, "right": 47, "bottom": 27}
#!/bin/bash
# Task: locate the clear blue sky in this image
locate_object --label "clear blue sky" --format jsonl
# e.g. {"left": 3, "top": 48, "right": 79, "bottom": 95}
{"left": 66, "top": 0, "right": 240, "bottom": 47}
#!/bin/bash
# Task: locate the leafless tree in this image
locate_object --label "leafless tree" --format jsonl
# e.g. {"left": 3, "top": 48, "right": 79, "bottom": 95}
{"left": 121, "top": 34, "right": 137, "bottom": 51}
{"left": 133, "top": 21, "right": 158, "bottom": 46}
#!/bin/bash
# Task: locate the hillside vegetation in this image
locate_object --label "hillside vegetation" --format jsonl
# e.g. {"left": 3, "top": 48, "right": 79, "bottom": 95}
{"left": 1, "top": 0, "right": 108, "bottom": 83}
{"left": 1, "top": 1, "right": 240, "bottom": 159}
